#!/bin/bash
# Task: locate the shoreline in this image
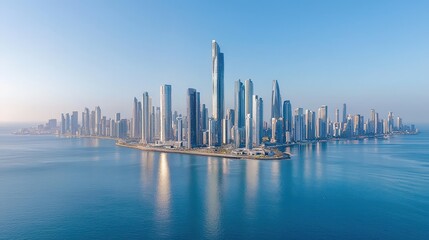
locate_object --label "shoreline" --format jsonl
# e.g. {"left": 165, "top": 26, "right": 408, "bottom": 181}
{"left": 116, "top": 142, "right": 290, "bottom": 160}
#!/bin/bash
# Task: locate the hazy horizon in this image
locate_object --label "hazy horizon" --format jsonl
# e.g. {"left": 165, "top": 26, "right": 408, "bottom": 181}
{"left": 1, "top": 0, "right": 428, "bottom": 124}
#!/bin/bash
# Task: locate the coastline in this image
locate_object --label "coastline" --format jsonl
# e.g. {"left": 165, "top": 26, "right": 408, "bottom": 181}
{"left": 116, "top": 142, "right": 291, "bottom": 160}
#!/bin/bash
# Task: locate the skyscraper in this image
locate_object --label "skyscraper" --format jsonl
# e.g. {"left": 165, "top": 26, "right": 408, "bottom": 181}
{"left": 244, "top": 79, "right": 253, "bottom": 117}
{"left": 212, "top": 40, "right": 224, "bottom": 145}
{"left": 335, "top": 108, "right": 340, "bottom": 123}
{"left": 294, "top": 108, "right": 305, "bottom": 142}
{"left": 234, "top": 80, "right": 245, "bottom": 128}
{"left": 234, "top": 79, "right": 245, "bottom": 147}
{"left": 317, "top": 105, "right": 328, "bottom": 139}
{"left": 65, "top": 113, "right": 70, "bottom": 133}
{"left": 252, "top": 95, "right": 263, "bottom": 146}
{"left": 271, "top": 80, "right": 281, "bottom": 120}
{"left": 84, "top": 107, "right": 90, "bottom": 135}
{"left": 245, "top": 114, "right": 252, "bottom": 149}
{"left": 142, "top": 92, "right": 151, "bottom": 144}
{"left": 132, "top": 97, "right": 141, "bottom": 139}
{"left": 95, "top": 106, "right": 101, "bottom": 136}
{"left": 342, "top": 103, "right": 347, "bottom": 124}
{"left": 201, "top": 104, "right": 208, "bottom": 131}
{"left": 160, "top": 84, "right": 172, "bottom": 142}
{"left": 282, "top": 100, "right": 292, "bottom": 133}
{"left": 71, "top": 111, "right": 78, "bottom": 136}
{"left": 187, "top": 88, "right": 200, "bottom": 149}
{"left": 177, "top": 115, "right": 183, "bottom": 142}
{"left": 61, "top": 114, "right": 66, "bottom": 134}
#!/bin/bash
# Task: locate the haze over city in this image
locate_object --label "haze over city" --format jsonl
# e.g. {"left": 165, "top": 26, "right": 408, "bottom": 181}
{"left": 1, "top": 0, "right": 428, "bottom": 123}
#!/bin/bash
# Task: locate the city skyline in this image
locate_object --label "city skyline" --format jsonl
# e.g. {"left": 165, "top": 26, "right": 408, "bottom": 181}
{"left": 47, "top": 40, "right": 417, "bottom": 153}
{"left": 1, "top": 1, "right": 429, "bottom": 123}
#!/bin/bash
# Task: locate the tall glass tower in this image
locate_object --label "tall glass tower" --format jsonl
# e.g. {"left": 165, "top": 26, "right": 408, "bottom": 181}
{"left": 271, "top": 80, "right": 281, "bottom": 119}
{"left": 142, "top": 92, "right": 151, "bottom": 144}
{"left": 160, "top": 84, "right": 172, "bottom": 142}
{"left": 187, "top": 88, "right": 199, "bottom": 149}
{"left": 212, "top": 40, "right": 224, "bottom": 144}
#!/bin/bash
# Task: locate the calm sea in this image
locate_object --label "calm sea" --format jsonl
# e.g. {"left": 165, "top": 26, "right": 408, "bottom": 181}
{"left": 0, "top": 124, "right": 428, "bottom": 239}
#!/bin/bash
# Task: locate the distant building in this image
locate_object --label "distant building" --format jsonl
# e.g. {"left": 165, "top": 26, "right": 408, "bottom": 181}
{"left": 160, "top": 84, "right": 172, "bottom": 142}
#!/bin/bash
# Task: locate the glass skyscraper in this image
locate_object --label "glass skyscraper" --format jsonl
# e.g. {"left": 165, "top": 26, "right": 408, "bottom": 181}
{"left": 212, "top": 40, "right": 224, "bottom": 145}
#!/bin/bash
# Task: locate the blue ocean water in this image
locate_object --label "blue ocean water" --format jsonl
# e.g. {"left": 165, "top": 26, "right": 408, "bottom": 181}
{"left": 0, "top": 124, "right": 428, "bottom": 239}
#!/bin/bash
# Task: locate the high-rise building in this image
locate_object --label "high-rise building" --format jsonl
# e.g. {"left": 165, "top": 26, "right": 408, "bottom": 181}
{"left": 234, "top": 79, "right": 245, "bottom": 147}
{"left": 61, "top": 114, "right": 66, "bottom": 134}
{"left": 202, "top": 104, "right": 208, "bottom": 131}
{"left": 244, "top": 79, "right": 253, "bottom": 117}
{"left": 305, "top": 109, "right": 315, "bottom": 140}
{"left": 95, "top": 106, "right": 101, "bottom": 136}
{"left": 375, "top": 112, "right": 379, "bottom": 135}
{"left": 342, "top": 103, "right": 347, "bottom": 124}
{"left": 212, "top": 40, "right": 224, "bottom": 145}
{"left": 397, "top": 116, "right": 403, "bottom": 131}
{"left": 118, "top": 119, "right": 128, "bottom": 139}
{"left": 234, "top": 80, "right": 245, "bottom": 128}
{"left": 271, "top": 117, "right": 284, "bottom": 143}
{"left": 71, "top": 111, "right": 78, "bottom": 135}
{"left": 282, "top": 100, "right": 292, "bottom": 136}
{"left": 294, "top": 108, "right": 305, "bottom": 142}
{"left": 222, "top": 118, "right": 229, "bottom": 145}
{"left": 177, "top": 115, "right": 183, "bottom": 142}
{"left": 252, "top": 95, "right": 263, "bottom": 146}
{"left": 154, "top": 107, "right": 160, "bottom": 139}
{"left": 271, "top": 80, "right": 282, "bottom": 120}
{"left": 317, "top": 105, "right": 328, "bottom": 139}
{"left": 335, "top": 108, "right": 340, "bottom": 123}
{"left": 90, "top": 111, "right": 95, "bottom": 135}
{"left": 245, "top": 114, "right": 253, "bottom": 149}
{"left": 226, "top": 109, "right": 235, "bottom": 144}
{"left": 353, "top": 114, "right": 361, "bottom": 136}
{"left": 160, "top": 84, "right": 172, "bottom": 142}
{"left": 65, "top": 113, "right": 70, "bottom": 133}
{"left": 387, "top": 112, "right": 394, "bottom": 133}
{"left": 84, "top": 108, "right": 90, "bottom": 135}
{"left": 132, "top": 97, "right": 141, "bottom": 139}
{"left": 187, "top": 88, "right": 200, "bottom": 149}
{"left": 142, "top": 92, "right": 151, "bottom": 144}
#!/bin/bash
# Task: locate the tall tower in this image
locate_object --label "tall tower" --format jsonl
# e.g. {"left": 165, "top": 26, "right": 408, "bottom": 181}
{"left": 245, "top": 114, "right": 253, "bottom": 150}
{"left": 282, "top": 100, "right": 292, "bottom": 133}
{"left": 234, "top": 79, "right": 245, "bottom": 147}
{"left": 317, "top": 105, "right": 328, "bottom": 139}
{"left": 95, "top": 106, "right": 101, "bottom": 136}
{"left": 244, "top": 79, "right": 253, "bottom": 117}
{"left": 132, "top": 97, "right": 140, "bottom": 139}
{"left": 177, "top": 115, "right": 183, "bottom": 142}
{"left": 234, "top": 79, "right": 245, "bottom": 128}
{"left": 212, "top": 40, "right": 224, "bottom": 144}
{"left": 160, "top": 84, "right": 172, "bottom": 142}
{"left": 252, "top": 95, "right": 263, "bottom": 146}
{"left": 71, "top": 111, "right": 78, "bottom": 136}
{"left": 271, "top": 80, "right": 281, "bottom": 119}
{"left": 84, "top": 108, "right": 90, "bottom": 135}
{"left": 187, "top": 88, "right": 200, "bottom": 149}
{"left": 294, "top": 108, "right": 305, "bottom": 142}
{"left": 342, "top": 103, "right": 347, "bottom": 124}
{"left": 142, "top": 92, "right": 151, "bottom": 144}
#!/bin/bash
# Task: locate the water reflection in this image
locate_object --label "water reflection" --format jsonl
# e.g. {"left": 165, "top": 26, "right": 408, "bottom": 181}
{"left": 246, "top": 160, "right": 260, "bottom": 200}
{"left": 140, "top": 151, "right": 155, "bottom": 189}
{"left": 205, "top": 157, "right": 222, "bottom": 237}
{"left": 156, "top": 153, "right": 171, "bottom": 220}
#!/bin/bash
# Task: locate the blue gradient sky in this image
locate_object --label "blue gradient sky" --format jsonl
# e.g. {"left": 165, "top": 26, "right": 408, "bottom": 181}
{"left": 1, "top": 0, "right": 428, "bottom": 124}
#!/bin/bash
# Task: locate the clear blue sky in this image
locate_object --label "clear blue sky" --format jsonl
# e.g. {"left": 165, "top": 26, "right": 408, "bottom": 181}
{"left": 1, "top": 0, "right": 428, "bottom": 124}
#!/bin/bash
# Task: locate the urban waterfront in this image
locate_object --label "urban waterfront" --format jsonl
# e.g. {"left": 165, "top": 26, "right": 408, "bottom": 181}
{"left": 1, "top": 124, "right": 428, "bottom": 239}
